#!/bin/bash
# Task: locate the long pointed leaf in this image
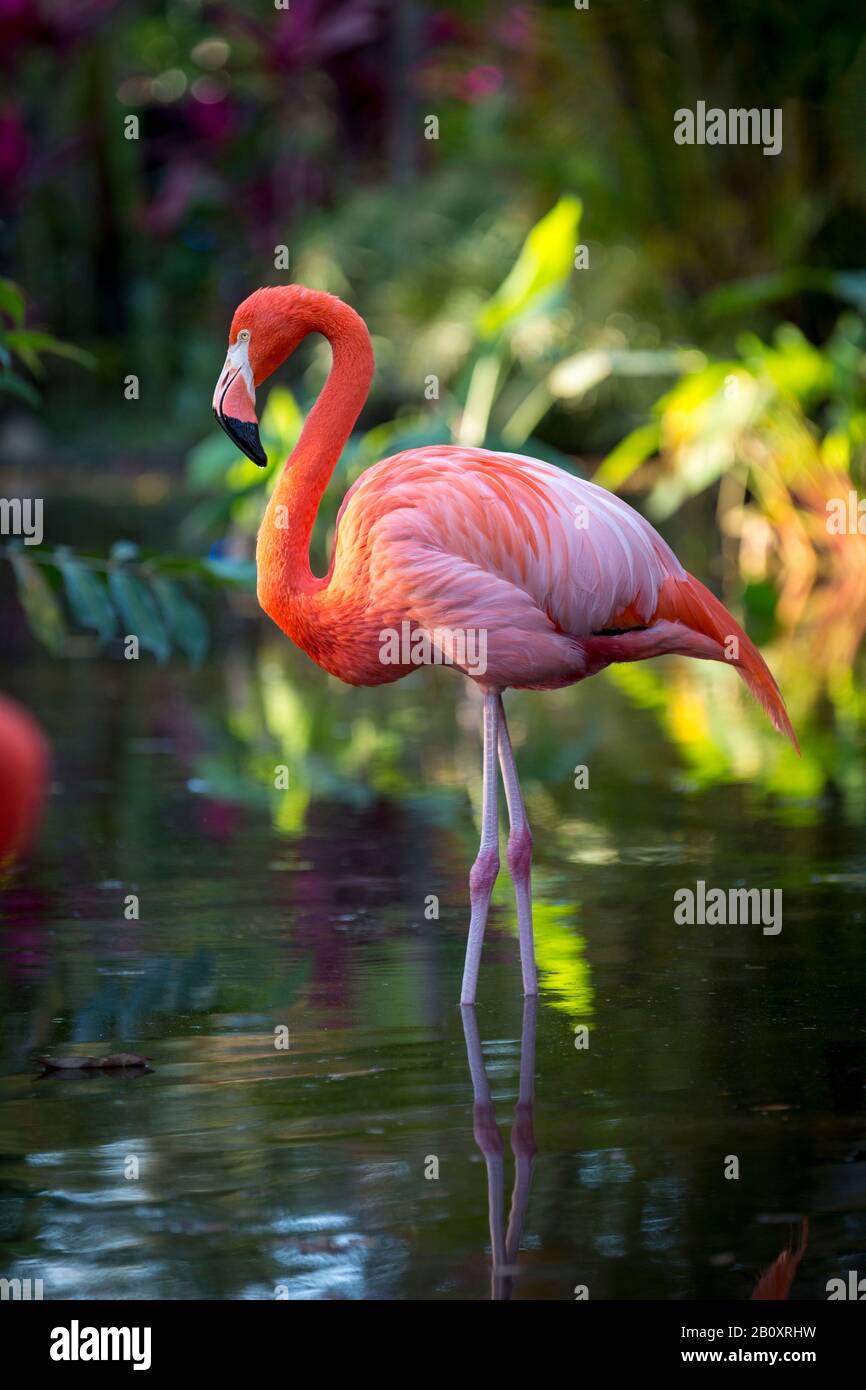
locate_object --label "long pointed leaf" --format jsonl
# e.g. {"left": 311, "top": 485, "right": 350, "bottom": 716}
{"left": 108, "top": 570, "right": 170, "bottom": 663}
{"left": 152, "top": 577, "right": 209, "bottom": 666}
{"left": 58, "top": 554, "right": 116, "bottom": 643}
{"left": 11, "top": 553, "right": 66, "bottom": 654}
{"left": 0, "top": 279, "right": 26, "bottom": 326}
{"left": 477, "top": 195, "right": 582, "bottom": 340}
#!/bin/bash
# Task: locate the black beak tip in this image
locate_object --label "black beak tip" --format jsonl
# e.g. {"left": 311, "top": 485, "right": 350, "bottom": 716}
{"left": 215, "top": 410, "right": 268, "bottom": 468}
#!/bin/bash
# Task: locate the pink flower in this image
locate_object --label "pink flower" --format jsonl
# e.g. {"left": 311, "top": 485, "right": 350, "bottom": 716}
{"left": 460, "top": 64, "right": 503, "bottom": 103}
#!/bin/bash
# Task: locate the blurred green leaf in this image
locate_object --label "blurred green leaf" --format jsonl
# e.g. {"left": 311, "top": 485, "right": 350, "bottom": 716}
{"left": 0, "top": 278, "right": 26, "bottom": 327}
{"left": 350, "top": 416, "right": 451, "bottom": 469}
{"left": 647, "top": 367, "right": 770, "bottom": 518}
{"left": 5, "top": 328, "right": 95, "bottom": 376}
{"left": 737, "top": 324, "right": 834, "bottom": 405}
{"left": 703, "top": 267, "right": 866, "bottom": 321}
{"left": 702, "top": 268, "right": 833, "bottom": 319}
{"left": 57, "top": 552, "right": 116, "bottom": 643}
{"left": 11, "top": 553, "right": 66, "bottom": 654}
{"left": 186, "top": 432, "right": 239, "bottom": 489}
{"left": 594, "top": 422, "right": 661, "bottom": 491}
{"left": 477, "top": 195, "right": 582, "bottom": 339}
{"left": 152, "top": 576, "right": 209, "bottom": 666}
{"left": 108, "top": 569, "right": 170, "bottom": 663}
{"left": 261, "top": 385, "right": 303, "bottom": 451}
{"left": 456, "top": 348, "right": 503, "bottom": 444}
{"left": 0, "top": 370, "right": 40, "bottom": 405}
{"left": 203, "top": 556, "right": 257, "bottom": 590}
{"left": 111, "top": 540, "right": 140, "bottom": 563}
{"left": 832, "top": 271, "right": 866, "bottom": 315}
{"left": 547, "top": 348, "right": 612, "bottom": 399}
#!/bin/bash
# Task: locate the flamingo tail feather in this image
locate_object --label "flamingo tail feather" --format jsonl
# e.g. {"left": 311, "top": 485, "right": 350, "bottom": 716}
{"left": 655, "top": 573, "right": 799, "bottom": 753}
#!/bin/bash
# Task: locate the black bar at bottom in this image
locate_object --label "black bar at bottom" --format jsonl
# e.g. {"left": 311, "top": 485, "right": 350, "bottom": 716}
{"left": 7, "top": 1296, "right": 860, "bottom": 1375}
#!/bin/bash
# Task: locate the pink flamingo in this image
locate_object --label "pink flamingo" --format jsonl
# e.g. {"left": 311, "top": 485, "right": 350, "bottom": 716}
{"left": 0, "top": 694, "right": 48, "bottom": 864}
{"left": 213, "top": 286, "right": 797, "bottom": 1003}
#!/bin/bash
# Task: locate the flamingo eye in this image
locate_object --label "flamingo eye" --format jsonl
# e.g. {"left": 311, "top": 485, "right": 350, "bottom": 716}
{"left": 237, "top": 329, "right": 251, "bottom": 344}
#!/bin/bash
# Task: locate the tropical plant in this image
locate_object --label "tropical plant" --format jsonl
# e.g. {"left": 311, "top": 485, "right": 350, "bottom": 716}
{"left": 2, "top": 541, "right": 254, "bottom": 664}
{"left": 0, "top": 277, "right": 94, "bottom": 405}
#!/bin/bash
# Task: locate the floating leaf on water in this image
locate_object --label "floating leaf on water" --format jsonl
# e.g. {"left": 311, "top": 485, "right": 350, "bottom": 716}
{"left": 37, "top": 1055, "right": 100, "bottom": 1070}
{"left": 37, "top": 1052, "right": 152, "bottom": 1071}
{"left": 98, "top": 1053, "right": 151, "bottom": 1069}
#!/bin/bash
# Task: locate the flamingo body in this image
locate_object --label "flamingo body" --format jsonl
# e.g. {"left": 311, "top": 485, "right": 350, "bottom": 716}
{"left": 214, "top": 285, "right": 797, "bottom": 1001}
{"left": 261, "top": 442, "right": 795, "bottom": 743}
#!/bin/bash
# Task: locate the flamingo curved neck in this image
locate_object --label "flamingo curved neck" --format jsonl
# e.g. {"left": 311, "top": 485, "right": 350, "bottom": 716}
{"left": 257, "top": 297, "right": 374, "bottom": 603}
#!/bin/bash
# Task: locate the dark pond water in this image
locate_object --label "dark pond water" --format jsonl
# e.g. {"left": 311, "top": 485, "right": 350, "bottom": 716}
{"left": 1, "top": 653, "right": 864, "bottom": 1299}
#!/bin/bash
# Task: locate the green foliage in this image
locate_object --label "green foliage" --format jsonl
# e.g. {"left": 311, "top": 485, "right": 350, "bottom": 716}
{"left": 476, "top": 195, "right": 582, "bottom": 340}
{"left": 183, "top": 197, "right": 686, "bottom": 520}
{"left": 108, "top": 563, "right": 172, "bottom": 665}
{"left": 9, "top": 552, "right": 67, "bottom": 655}
{"left": 56, "top": 550, "right": 116, "bottom": 644}
{"left": 596, "top": 308, "right": 866, "bottom": 514}
{"left": 0, "top": 277, "right": 94, "bottom": 404}
{"left": 3, "top": 543, "right": 239, "bottom": 664}
{"left": 151, "top": 577, "right": 209, "bottom": 666}
{"left": 3, "top": 0, "right": 866, "bottom": 785}
{"left": 702, "top": 268, "right": 866, "bottom": 322}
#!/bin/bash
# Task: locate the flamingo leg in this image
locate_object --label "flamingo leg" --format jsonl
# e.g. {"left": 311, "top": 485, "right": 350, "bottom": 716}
{"left": 460, "top": 691, "right": 501, "bottom": 1005}
{"left": 497, "top": 695, "right": 538, "bottom": 997}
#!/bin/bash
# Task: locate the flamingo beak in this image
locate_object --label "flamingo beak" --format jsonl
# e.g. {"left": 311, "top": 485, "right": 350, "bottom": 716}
{"left": 212, "top": 346, "right": 267, "bottom": 467}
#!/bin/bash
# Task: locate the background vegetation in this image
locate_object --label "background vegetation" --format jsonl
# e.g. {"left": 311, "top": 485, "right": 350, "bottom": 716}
{"left": 2, "top": 0, "right": 866, "bottom": 804}
{"left": 3, "top": 1, "right": 866, "bottom": 1304}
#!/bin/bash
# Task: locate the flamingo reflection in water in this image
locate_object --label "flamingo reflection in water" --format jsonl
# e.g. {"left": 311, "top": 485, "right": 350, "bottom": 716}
{"left": 461, "top": 997, "right": 808, "bottom": 1301}
{"left": 461, "top": 998, "right": 538, "bottom": 1300}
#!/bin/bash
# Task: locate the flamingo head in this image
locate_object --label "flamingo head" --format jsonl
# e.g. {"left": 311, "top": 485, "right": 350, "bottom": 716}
{"left": 213, "top": 286, "right": 311, "bottom": 467}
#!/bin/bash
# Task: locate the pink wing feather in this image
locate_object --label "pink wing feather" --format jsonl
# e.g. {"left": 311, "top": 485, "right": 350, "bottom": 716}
{"left": 327, "top": 445, "right": 796, "bottom": 745}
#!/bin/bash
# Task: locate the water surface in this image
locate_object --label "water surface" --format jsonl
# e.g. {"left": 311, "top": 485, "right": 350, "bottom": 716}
{"left": 1, "top": 655, "right": 864, "bottom": 1299}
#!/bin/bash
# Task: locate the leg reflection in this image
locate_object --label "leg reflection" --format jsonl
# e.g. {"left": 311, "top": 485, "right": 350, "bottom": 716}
{"left": 461, "top": 995, "right": 538, "bottom": 1299}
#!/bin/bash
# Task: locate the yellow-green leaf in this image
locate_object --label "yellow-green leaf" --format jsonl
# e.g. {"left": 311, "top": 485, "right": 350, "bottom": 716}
{"left": 477, "top": 195, "right": 582, "bottom": 340}
{"left": 11, "top": 554, "right": 66, "bottom": 654}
